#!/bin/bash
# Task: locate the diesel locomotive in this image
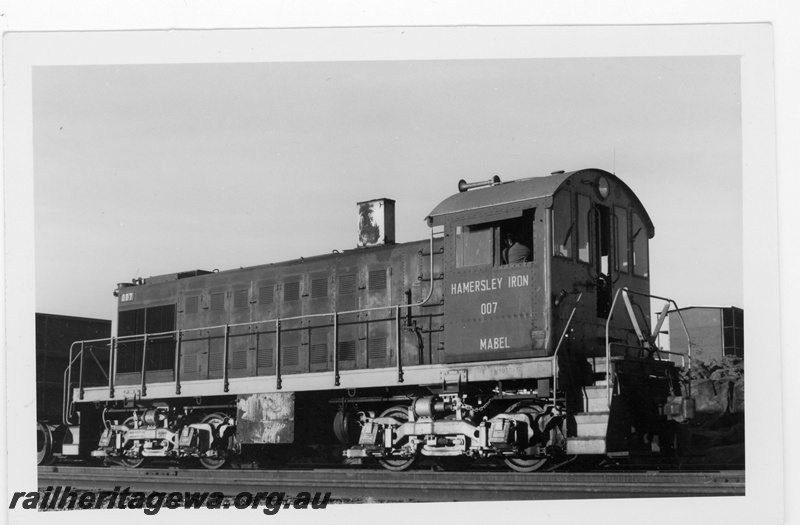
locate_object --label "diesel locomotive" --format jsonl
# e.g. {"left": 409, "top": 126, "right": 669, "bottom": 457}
{"left": 39, "top": 168, "right": 695, "bottom": 472}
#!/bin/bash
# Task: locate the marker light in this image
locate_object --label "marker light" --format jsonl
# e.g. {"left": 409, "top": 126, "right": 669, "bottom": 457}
{"left": 597, "top": 176, "right": 610, "bottom": 199}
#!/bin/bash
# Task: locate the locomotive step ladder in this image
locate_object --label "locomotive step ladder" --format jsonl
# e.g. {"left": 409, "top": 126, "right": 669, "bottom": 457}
{"left": 588, "top": 356, "right": 610, "bottom": 386}
{"left": 564, "top": 288, "right": 693, "bottom": 456}
{"left": 567, "top": 384, "right": 612, "bottom": 455}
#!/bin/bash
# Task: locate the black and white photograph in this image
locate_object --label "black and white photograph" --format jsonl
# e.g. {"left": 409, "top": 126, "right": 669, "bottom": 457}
{"left": 3, "top": 7, "right": 789, "bottom": 525}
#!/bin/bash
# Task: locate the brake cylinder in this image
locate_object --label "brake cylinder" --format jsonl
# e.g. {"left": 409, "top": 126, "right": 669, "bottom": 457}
{"left": 142, "top": 408, "right": 166, "bottom": 427}
{"left": 412, "top": 397, "right": 453, "bottom": 418}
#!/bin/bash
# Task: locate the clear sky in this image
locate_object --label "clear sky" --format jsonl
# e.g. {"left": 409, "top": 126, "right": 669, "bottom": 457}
{"left": 32, "top": 56, "right": 742, "bottom": 320}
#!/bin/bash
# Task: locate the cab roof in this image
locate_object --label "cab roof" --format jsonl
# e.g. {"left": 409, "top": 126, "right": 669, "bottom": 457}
{"left": 425, "top": 168, "right": 654, "bottom": 237}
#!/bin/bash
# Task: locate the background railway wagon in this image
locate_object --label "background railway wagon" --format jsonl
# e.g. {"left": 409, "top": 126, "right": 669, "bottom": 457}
{"left": 668, "top": 306, "right": 744, "bottom": 362}
{"left": 36, "top": 313, "right": 111, "bottom": 423}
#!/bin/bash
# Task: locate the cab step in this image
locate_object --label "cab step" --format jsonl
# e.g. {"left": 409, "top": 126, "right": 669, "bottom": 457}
{"left": 583, "top": 385, "right": 611, "bottom": 413}
{"left": 574, "top": 412, "right": 610, "bottom": 437}
{"left": 567, "top": 436, "right": 607, "bottom": 455}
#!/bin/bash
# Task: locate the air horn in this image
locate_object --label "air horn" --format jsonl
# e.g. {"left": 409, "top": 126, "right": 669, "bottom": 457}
{"left": 457, "top": 175, "right": 501, "bottom": 193}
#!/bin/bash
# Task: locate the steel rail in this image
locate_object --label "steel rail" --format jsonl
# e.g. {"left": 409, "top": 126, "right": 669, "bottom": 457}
{"left": 38, "top": 466, "right": 744, "bottom": 501}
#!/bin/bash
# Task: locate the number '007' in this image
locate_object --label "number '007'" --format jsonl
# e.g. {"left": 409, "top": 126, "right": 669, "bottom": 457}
{"left": 480, "top": 302, "right": 498, "bottom": 315}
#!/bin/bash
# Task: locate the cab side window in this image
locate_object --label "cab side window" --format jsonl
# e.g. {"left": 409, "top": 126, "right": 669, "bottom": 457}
{"left": 576, "top": 194, "right": 591, "bottom": 263}
{"left": 614, "top": 206, "right": 629, "bottom": 274}
{"left": 631, "top": 212, "right": 649, "bottom": 278}
{"left": 455, "top": 224, "right": 493, "bottom": 268}
{"left": 454, "top": 209, "right": 534, "bottom": 268}
{"left": 552, "top": 190, "right": 572, "bottom": 258}
{"left": 498, "top": 209, "right": 534, "bottom": 265}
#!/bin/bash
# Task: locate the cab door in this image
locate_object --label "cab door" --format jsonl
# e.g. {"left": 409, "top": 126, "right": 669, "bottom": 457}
{"left": 590, "top": 203, "right": 613, "bottom": 319}
{"left": 576, "top": 193, "right": 614, "bottom": 319}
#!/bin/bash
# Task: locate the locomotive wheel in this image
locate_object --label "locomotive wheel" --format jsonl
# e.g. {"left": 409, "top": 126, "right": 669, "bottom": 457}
{"left": 333, "top": 410, "right": 362, "bottom": 444}
{"left": 37, "top": 422, "right": 55, "bottom": 466}
{"left": 119, "top": 417, "right": 146, "bottom": 468}
{"left": 120, "top": 456, "right": 147, "bottom": 468}
{"left": 199, "top": 412, "right": 237, "bottom": 470}
{"left": 504, "top": 453, "right": 548, "bottom": 473}
{"left": 376, "top": 406, "right": 419, "bottom": 472}
{"left": 502, "top": 404, "right": 549, "bottom": 473}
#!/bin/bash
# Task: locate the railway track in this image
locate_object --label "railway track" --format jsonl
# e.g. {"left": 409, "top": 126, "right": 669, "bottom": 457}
{"left": 38, "top": 466, "right": 745, "bottom": 501}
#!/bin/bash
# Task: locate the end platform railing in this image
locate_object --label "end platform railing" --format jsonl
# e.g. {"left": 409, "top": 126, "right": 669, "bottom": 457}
{"left": 603, "top": 287, "right": 694, "bottom": 408}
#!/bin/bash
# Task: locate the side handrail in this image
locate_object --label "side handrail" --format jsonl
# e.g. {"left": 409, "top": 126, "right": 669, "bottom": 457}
{"left": 64, "top": 228, "right": 443, "bottom": 406}
{"left": 62, "top": 351, "right": 81, "bottom": 425}
{"left": 551, "top": 292, "right": 583, "bottom": 408}
{"left": 63, "top": 338, "right": 115, "bottom": 425}
{"left": 605, "top": 287, "right": 694, "bottom": 407}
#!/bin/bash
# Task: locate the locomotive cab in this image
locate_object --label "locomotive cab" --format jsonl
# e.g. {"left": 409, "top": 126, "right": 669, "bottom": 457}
{"left": 427, "top": 168, "right": 655, "bottom": 363}
{"left": 547, "top": 170, "right": 654, "bottom": 360}
{"left": 426, "top": 169, "right": 691, "bottom": 461}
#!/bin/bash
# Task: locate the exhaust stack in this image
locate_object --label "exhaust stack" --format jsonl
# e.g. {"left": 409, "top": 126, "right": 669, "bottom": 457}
{"left": 357, "top": 198, "right": 395, "bottom": 247}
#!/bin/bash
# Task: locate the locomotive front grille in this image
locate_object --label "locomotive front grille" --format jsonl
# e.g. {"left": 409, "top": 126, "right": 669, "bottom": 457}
{"left": 209, "top": 351, "right": 223, "bottom": 371}
{"left": 257, "top": 347, "right": 273, "bottom": 368}
{"left": 310, "top": 343, "right": 328, "bottom": 364}
{"left": 233, "top": 290, "right": 249, "bottom": 308}
{"left": 258, "top": 285, "right": 274, "bottom": 305}
{"left": 311, "top": 278, "right": 328, "bottom": 299}
{"left": 338, "top": 340, "right": 356, "bottom": 361}
{"left": 284, "top": 282, "right": 300, "bottom": 302}
{"left": 283, "top": 346, "right": 299, "bottom": 367}
{"left": 185, "top": 296, "right": 199, "bottom": 314}
{"left": 339, "top": 274, "right": 356, "bottom": 295}
{"left": 183, "top": 354, "right": 198, "bottom": 372}
{"left": 210, "top": 293, "right": 225, "bottom": 311}
{"left": 368, "top": 337, "right": 387, "bottom": 360}
{"left": 231, "top": 351, "right": 248, "bottom": 369}
{"left": 368, "top": 269, "right": 387, "bottom": 291}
